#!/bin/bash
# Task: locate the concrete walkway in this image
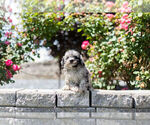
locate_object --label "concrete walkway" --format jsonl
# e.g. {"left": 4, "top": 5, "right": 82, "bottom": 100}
{"left": 1, "top": 79, "right": 65, "bottom": 89}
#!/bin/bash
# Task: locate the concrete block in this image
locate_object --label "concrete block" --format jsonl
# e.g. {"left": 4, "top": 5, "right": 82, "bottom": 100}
{"left": 0, "top": 89, "right": 18, "bottom": 106}
{"left": 133, "top": 91, "right": 150, "bottom": 108}
{"left": 16, "top": 89, "right": 56, "bottom": 108}
{"left": 92, "top": 90, "right": 133, "bottom": 108}
{"left": 57, "top": 90, "right": 89, "bottom": 107}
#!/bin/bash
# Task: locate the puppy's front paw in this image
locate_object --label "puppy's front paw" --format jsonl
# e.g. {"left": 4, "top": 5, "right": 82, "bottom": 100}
{"left": 62, "top": 85, "right": 70, "bottom": 90}
{"left": 70, "top": 86, "right": 79, "bottom": 92}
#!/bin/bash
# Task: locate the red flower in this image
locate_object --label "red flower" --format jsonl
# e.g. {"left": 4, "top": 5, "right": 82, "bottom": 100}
{"left": 5, "top": 60, "right": 13, "bottom": 66}
{"left": 8, "top": 18, "right": 13, "bottom": 23}
{"left": 98, "top": 71, "right": 102, "bottom": 78}
{"left": 12, "top": 64, "right": 21, "bottom": 71}
{"left": 81, "top": 41, "right": 89, "bottom": 50}
{"left": 121, "top": 87, "right": 128, "bottom": 90}
{"left": 17, "top": 43, "right": 22, "bottom": 47}
{"left": 6, "top": 69, "right": 12, "bottom": 79}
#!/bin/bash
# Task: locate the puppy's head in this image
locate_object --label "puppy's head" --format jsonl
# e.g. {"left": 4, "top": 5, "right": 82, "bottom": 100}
{"left": 61, "top": 50, "right": 84, "bottom": 69}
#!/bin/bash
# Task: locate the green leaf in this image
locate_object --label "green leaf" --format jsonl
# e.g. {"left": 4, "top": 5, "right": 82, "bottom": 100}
{"left": 133, "top": 71, "right": 139, "bottom": 75}
{"left": 11, "top": 25, "right": 15, "bottom": 29}
{"left": 107, "top": 85, "right": 111, "bottom": 90}
{"left": 77, "top": 29, "right": 82, "bottom": 32}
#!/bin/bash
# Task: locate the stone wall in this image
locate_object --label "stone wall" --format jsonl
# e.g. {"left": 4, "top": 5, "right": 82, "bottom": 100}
{"left": 0, "top": 89, "right": 150, "bottom": 112}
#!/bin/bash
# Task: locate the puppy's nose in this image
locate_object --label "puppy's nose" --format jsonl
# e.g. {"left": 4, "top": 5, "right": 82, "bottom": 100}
{"left": 70, "top": 59, "right": 74, "bottom": 63}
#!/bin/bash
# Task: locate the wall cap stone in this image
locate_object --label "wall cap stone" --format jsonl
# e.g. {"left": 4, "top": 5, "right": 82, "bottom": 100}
{"left": 0, "top": 89, "right": 150, "bottom": 109}
{"left": 0, "top": 89, "right": 19, "bottom": 106}
{"left": 57, "top": 90, "right": 89, "bottom": 107}
{"left": 92, "top": 90, "right": 133, "bottom": 108}
{"left": 16, "top": 89, "right": 56, "bottom": 108}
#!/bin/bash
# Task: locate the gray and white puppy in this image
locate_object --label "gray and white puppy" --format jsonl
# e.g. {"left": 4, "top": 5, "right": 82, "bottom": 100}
{"left": 61, "top": 50, "right": 91, "bottom": 92}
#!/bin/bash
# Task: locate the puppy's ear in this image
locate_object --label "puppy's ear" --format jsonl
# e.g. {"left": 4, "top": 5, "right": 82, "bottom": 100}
{"left": 61, "top": 56, "right": 65, "bottom": 69}
{"left": 80, "top": 55, "right": 85, "bottom": 66}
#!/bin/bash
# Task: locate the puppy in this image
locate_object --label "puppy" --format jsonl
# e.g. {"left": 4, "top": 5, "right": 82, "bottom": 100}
{"left": 61, "top": 50, "right": 91, "bottom": 92}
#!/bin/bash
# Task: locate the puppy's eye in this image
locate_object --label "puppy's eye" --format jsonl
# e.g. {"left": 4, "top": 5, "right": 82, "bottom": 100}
{"left": 66, "top": 57, "right": 69, "bottom": 60}
{"left": 73, "top": 56, "right": 79, "bottom": 59}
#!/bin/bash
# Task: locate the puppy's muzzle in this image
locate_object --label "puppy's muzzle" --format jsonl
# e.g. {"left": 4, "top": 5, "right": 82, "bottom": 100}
{"left": 69, "top": 59, "right": 74, "bottom": 63}
{"left": 68, "top": 58, "right": 79, "bottom": 67}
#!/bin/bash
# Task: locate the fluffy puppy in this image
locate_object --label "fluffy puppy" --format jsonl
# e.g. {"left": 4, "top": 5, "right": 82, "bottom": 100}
{"left": 61, "top": 50, "right": 91, "bottom": 92}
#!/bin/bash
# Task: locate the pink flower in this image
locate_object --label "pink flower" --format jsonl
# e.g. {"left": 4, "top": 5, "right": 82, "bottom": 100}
{"left": 118, "top": 8, "right": 125, "bottom": 13}
{"left": 125, "top": 7, "right": 131, "bottom": 13}
{"left": 4, "top": 41, "right": 10, "bottom": 45}
{"left": 81, "top": 41, "right": 89, "bottom": 50}
{"left": 6, "top": 69, "right": 12, "bottom": 79}
{"left": 126, "top": 27, "right": 133, "bottom": 35}
{"left": 120, "top": 24, "right": 128, "bottom": 31}
{"left": 118, "top": 1, "right": 132, "bottom": 13}
{"left": 122, "top": 1, "right": 129, "bottom": 8}
{"left": 5, "top": 60, "right": 13, "bottom": 66}
{"left": 118, "top": 7, "right": 131, "bottom": 13}
{"left": 122, "top": 14, "right": 128, "bottom": 19}
{"left": 119, "top": 18, "right": 126, "bottom": 24}
{"left": 8, "top": 18, "right": 12, "bottom": 23}
{"left": 119, "top": 17, "right": 131, "bottom": 24}
{"left": 106, "top": 1, "right": 115, "bottom": 8}
{"left": 12, "top": 64, "right": 21, "bottom": 71}
{"left": 106, "top": 14, "right": 114, "bottom": 19}
{"left": 9, "top": 8, "right": 12, "bottom": 12}
{"left": 5, "top": 32, "right": 10, "bottom": 37}
{"left": 17, "top": 43, "right": 22, "bottom": 47}
{"left": 4, "top": 32, "right": 12, "bottom": 38}
{"left": 118, "top": 14, "right": 131, "bottom": 31}
{"left": 126, "top": 18, "right": 131, "bottom": 24}
{"left": 129, "top": 28, "right": 133, "bottom": 34}
{"left": 89, "top": 57, "right": 95, "bottom": 62}
{"left": 31, "top": 28, "right": 35, "bottom": 32}
{"left": 9, "top": 32, "right": 12, "bottom": 35}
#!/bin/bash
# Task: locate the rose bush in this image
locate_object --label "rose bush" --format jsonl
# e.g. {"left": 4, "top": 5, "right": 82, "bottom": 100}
{"left": 79, "top": 2, "right": 150, "bottom": 90}
{"left": 0, "top": 1, "right": 32, "bottom": 85}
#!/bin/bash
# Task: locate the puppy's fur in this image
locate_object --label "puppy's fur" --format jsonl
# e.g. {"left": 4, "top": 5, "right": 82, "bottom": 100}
{"left": 61, "top": 50, "right": 91, "bottom": 92}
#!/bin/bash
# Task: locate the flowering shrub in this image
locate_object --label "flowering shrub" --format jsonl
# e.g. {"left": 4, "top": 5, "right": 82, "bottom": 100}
{"left": 0, "top": 2, "right": 32, "bottom": 85}
{"left": 79, "top": 2, "right": 150, "bottom": 90}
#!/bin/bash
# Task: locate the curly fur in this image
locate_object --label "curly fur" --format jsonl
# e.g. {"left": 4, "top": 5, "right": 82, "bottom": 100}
{"left": 61, "top": 50, "right": 91, "bottom": 92}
